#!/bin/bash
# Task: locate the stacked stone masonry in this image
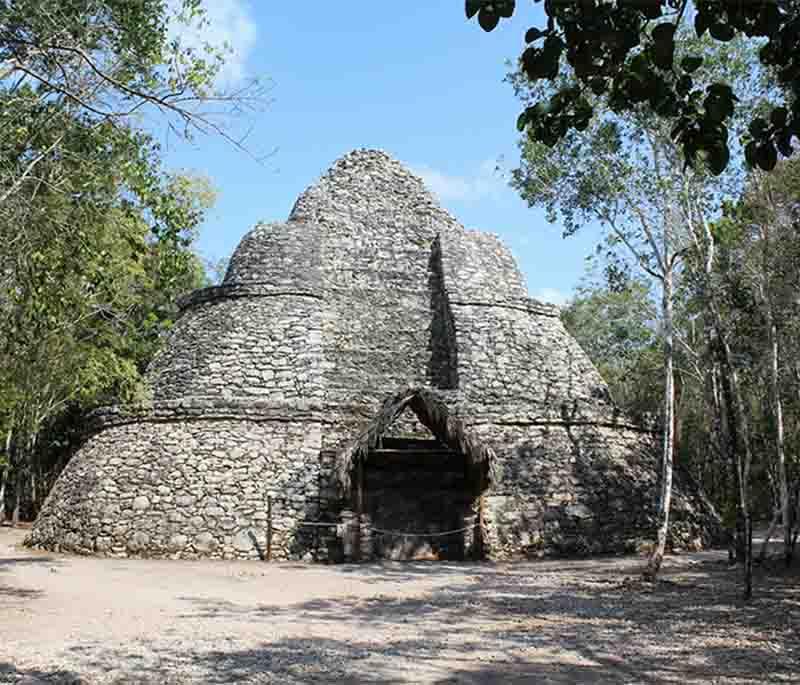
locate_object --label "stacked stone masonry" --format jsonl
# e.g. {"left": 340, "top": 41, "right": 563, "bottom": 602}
{"left": 28, "top": 150, "right": 722, "bottom": 561}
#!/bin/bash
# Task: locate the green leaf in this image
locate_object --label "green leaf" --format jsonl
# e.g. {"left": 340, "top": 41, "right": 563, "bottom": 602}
{"left": 744, "top": 141, "right": 759, "bottom": 168}
{"left": 706, "top": 144, "right": 730, "bottom": 175}
{"left": 770, "top": 106, "right": 788, "bottom": 128}
{"left": 651, "top": 22, "right": 676, "bottom": 70}
{"left": 496, "top": 0, "right": 515, "bottom": 19}
{"left": 709, "top": 22, "right": 735, "bottom": 42}
{"left": 525, "top": 27, "right": 544, "bottom": 43}
{"left": 695, "top": 10, "right": 710, "bottom": 37}
{"left": 704, "top": 94, "right": 731, "bottom": 123}
{"left": 748, "top": 116, "right": 769, "bottom": 138}
{"left": 478, "top": 7, "right": 500, "bottom": 32}
{"left": 776, "top": 131, "right": 794, "bottom": 157}
{"left": 589, "top": 78, "right": 607, "bottom": 95}
{"left": 707, "top": 83, "right": 735, "bottom": 99}
{"left": 681, "top": 56, "right": 703, "bottom": 73}
{"left": 651, "top": 22, "right": 676, "bottom": 44}
{"left": 465, "top": 0, "right": 482, "bottom": 19}
{"left": 641, "top": 1, "right": 663, "bottom": 20}
{"left": 755, "top": 142, "right": 778, "bottom": 171}
{"left": 522, "top": 42, "right": 561, "bottom": 80}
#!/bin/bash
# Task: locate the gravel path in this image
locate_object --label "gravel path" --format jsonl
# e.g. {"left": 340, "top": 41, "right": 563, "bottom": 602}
{"left": 1, "top": 526, "right": 797, "bottom": 684}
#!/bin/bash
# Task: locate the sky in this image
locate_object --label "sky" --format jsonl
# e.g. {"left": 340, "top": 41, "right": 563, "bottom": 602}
{"left": 160, "top": 1, "right": 604, "bottom": 305}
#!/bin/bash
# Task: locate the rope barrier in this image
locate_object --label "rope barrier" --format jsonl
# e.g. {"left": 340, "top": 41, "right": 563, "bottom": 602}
{"left": 367, "top": 525, "right": 472, "bottom": 538}
{"left": 297, "top": 520, "right": 473, "bottom": 537}
{"left": 297, "top": 521, "right": 339, "bottom": 527}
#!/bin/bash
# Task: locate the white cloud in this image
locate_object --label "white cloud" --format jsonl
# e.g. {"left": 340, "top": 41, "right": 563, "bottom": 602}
{"left": 532, "top": 287, "right": 570, "bottom": 307}
{"left": 413, "top": 159, "right": 507, "bottom": 204}
{"left": 168, "top": 0, "right": 257, "bottom": 86}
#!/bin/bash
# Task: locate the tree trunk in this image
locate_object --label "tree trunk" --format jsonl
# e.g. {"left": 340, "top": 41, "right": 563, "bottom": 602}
{"left": 757, "top": 217, "right": 791, "bottom": 568}
{"left": 717, "top": 325, "right": 754, "bottom": 599}
{"left": 766, "top": 312, "right": 791, "bottom": 567}
{"left": 696, "top": 213, "right": 754, "bottom": 599}
{"left": 0, "top": 428, "right": 10, "bottom": 523}
{"left": 12, "top": 471, "right": 21, "bottom": 527}
{"left": 759, "top": 507, "right": 782, "bottom": 562}
{"left": 0, "top": 463, "right": 7, "bottom": 523}
{"left": 645, "top": 268, "right": 675, "bottom": 580}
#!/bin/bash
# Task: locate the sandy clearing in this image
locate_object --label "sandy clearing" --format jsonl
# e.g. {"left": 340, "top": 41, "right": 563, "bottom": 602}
{"left": 1, "top": 526, "right": 798, "bottom": 684}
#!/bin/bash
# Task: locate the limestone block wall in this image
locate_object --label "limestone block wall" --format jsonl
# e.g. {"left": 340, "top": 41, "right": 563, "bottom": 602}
{"left": 224, "top": 221, "right": 323, "bottom": 288}
{"left": 467, "top": 419, "right": 719, "bottom": 559}
{"left": 27, "top": 414, "right": 336, "bottom": 561}
{"left": 438, "top": 227, "right": 528, "bottom": 302}
{"left": 148, "top": 294, "right": 325, "bottom": 404}
{"left": 321, "top": 286, "right": 432, "bottom": 407}
{"left": 452, "top": 303, "right": 609, "bottom": 419}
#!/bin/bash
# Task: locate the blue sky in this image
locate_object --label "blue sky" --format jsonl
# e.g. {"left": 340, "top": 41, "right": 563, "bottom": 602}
{"left": 162, "top": 2, "right": 603, "bottom": 304}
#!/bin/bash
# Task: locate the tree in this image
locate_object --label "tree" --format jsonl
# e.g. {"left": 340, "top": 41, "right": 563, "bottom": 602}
{"left": 0, "top": 158, "right": 213, "bottom": 521}
{"left": 561, "top": 266, "right": 662, "bottom": 418}
{"left": 0, "top": 0, "right": 262, "bottom": 145}
{"left": 0, "top": 1, "right": 248, "bottom": 521}
{"left": 465, "top": 0, "right": 799, "bottom": 174}
{"left": 508, "top": 31, "right": 762, "bottom": 581}
{"left": 714, "top": 159, "right": 800, "bottom": 565}
{"left": 0, "top": 0, "right": 265, "bottom": 229}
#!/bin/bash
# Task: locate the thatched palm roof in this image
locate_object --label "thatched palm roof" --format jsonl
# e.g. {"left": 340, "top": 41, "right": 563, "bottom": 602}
{"left": 335, "top": 388, "right": 495, "bottom": 497}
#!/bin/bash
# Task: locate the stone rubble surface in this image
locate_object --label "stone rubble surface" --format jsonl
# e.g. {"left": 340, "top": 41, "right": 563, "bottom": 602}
{"left": 2, "top": 527, "right": 797, "bottom": 685}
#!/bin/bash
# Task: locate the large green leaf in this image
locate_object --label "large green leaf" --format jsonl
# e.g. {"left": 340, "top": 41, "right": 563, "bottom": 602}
{"left": 478, "top": 7, "right": 499, "bottom": 32}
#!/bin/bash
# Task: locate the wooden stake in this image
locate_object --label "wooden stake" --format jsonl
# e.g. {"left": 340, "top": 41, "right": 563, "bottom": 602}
{"left": 266, "top": 495, "right": 272, "bottom": 562}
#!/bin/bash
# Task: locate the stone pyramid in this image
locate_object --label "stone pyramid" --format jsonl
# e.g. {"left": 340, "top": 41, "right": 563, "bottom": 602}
{"left": 28, "top": 150, "right": 721, "bottom": 561}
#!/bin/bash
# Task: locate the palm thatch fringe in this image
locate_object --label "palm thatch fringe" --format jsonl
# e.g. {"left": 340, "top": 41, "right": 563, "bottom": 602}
{"left": 335, "top": 388, "right": 495, "bottom": 498}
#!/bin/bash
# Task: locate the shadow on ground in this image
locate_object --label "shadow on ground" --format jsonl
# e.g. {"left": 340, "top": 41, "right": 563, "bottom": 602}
{"left": 0, "top": 661, "right": 84, "bottom": 684}
{"left": 24, "top": 558, "right": 796, "bottom": 684}
{"left": 0, "top": 556, "right": 60, "bottom": 569}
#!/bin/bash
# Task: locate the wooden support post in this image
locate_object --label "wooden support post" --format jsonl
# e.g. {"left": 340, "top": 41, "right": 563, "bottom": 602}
{"left": 476, "top": 469, "right": 486, "bottom": 561}
{"left": 355, "top": 458, "right": 364, "bottom": 561}
{"left": 266, "top": 496, "right": 272, "bottom": 561}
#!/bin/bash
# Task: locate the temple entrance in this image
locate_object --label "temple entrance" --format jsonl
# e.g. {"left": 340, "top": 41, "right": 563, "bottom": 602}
{"left": 337, "top": 388, "right": 493, "bottom": 563}
{"left": 362, "top": 437, "right": 481, "bottom": 561}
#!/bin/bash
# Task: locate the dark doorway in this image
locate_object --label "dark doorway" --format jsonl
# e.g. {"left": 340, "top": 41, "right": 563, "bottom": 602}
{"left": 361, "top": 437, "right": 483, "bottom": 561}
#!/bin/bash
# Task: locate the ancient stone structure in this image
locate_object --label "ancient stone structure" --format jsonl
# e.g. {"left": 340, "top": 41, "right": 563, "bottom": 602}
{"left": 27, "top": 149, "right": 720, "bottom": 561}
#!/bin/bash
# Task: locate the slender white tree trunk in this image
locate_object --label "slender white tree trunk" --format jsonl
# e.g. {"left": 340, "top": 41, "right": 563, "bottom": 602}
{"left": 758, "top": 223, "right": 791, "bottom": 567}
{"left": 12, "top": 473, "right": 21, "bottom": 527}
{"left": 0, "top": 465, "right": 6, "bottom": 523}
{"left": 759, "top": 507, "right": 781, "bottom": 562}
{"left": 715, "top": 315, "right": 754, "bottom": 598}
{"left": 646, "top": 268, "right": 675, "bottom": 580}
{"left": 766, "top": 313, "right": 791, "bottom": 565}
{"left": 694, "top": 210, "right": 753, "bottom": 597}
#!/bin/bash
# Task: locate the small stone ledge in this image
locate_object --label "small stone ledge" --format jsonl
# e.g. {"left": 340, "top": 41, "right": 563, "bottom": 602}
{"left": 86, "top": 398, "right": 331, "bottom": 432}
{"left": 83, "top": 396, "right": 654, "bottom": 437}
{"left": 178, "top": 283, "right": 323, "bottom": 311}
{"left": 485, "top": 416, "right": 656, "bottom": 434}
{"left": 178, "top": 281, "right": 561, "bottom": 320}
{"left": 449, "top": 297, "right": 560, "bottom": 317}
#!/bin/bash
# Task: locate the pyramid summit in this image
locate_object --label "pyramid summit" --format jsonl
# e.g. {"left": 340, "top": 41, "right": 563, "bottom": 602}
{"left": 27, "top": 150, "right": 720, "bottom": 561}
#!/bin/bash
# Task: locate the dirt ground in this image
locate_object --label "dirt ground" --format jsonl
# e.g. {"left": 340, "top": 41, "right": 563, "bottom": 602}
{"left": 1, "top": 526, "right": 798, "bottom": 684}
